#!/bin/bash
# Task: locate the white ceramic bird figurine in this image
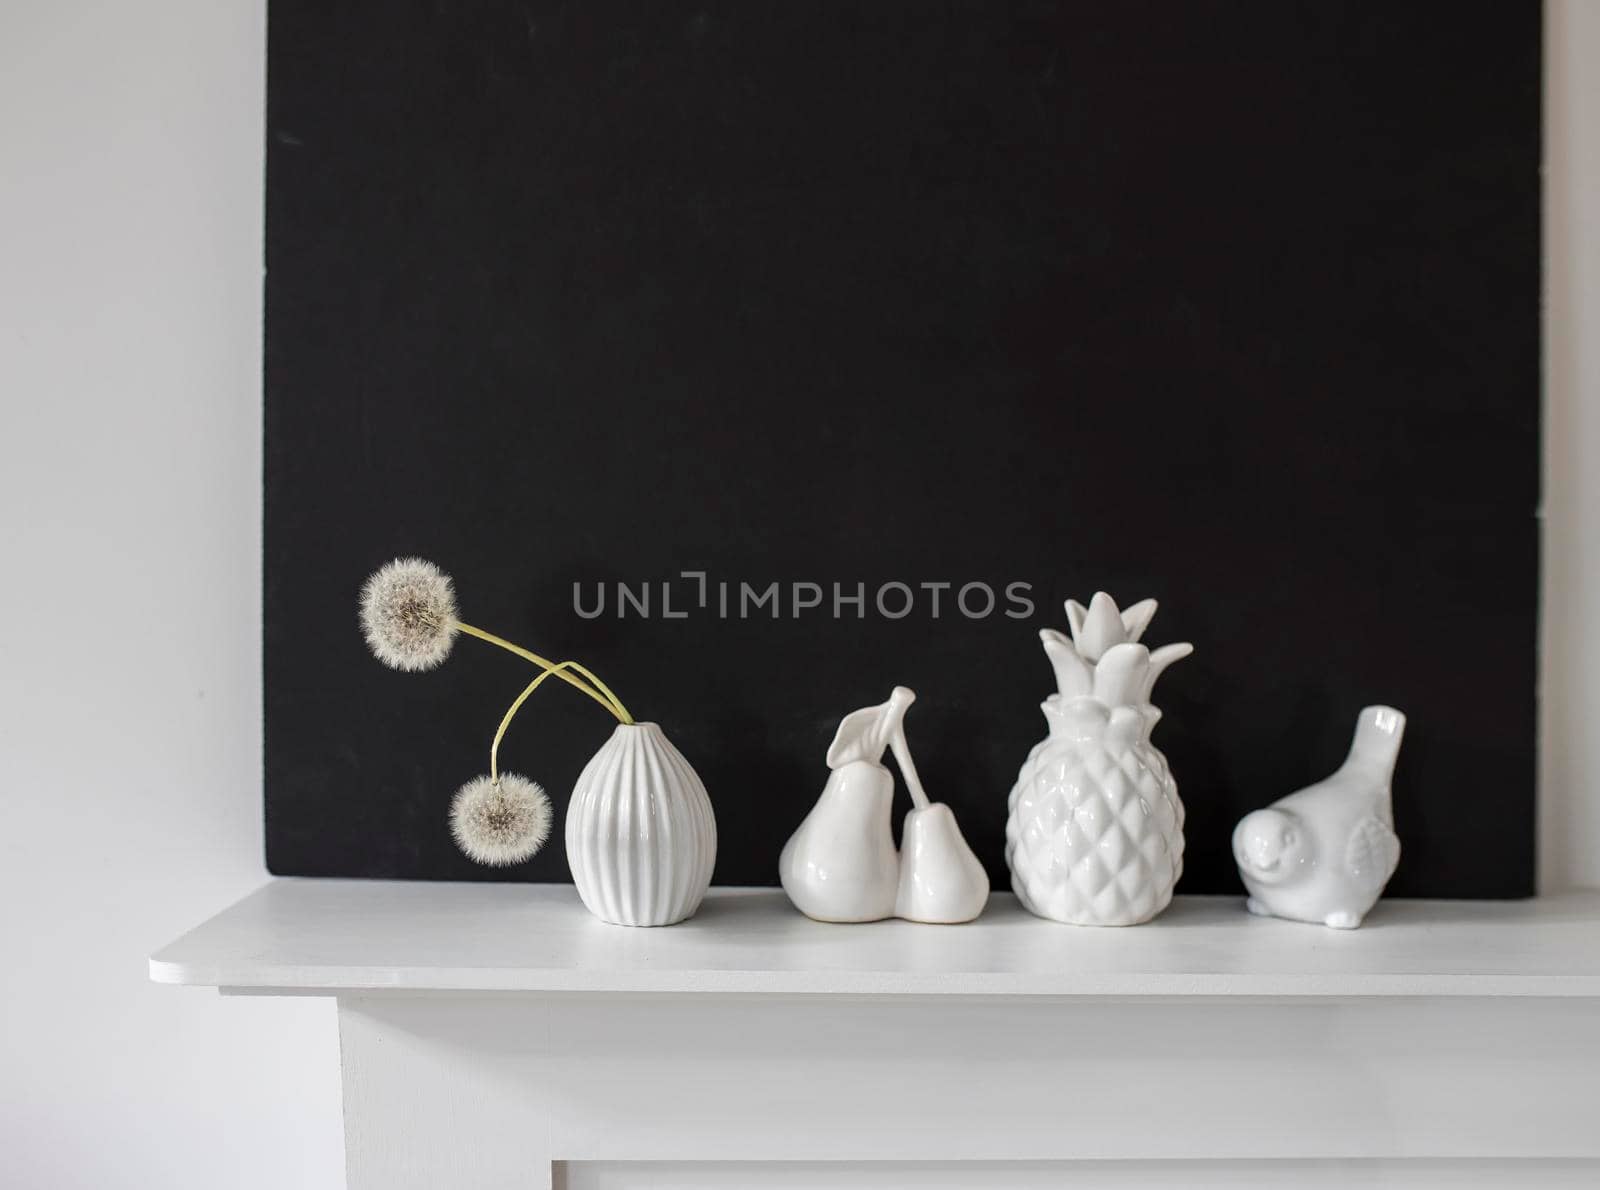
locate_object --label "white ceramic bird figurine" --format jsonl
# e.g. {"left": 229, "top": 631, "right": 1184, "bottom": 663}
{"left": 1232, "top": 706, "right": 1404, "bottom": 929}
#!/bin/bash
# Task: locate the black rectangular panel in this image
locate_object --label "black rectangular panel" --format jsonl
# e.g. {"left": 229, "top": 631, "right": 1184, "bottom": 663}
{"left": 265, "top": 1, "right": 1540, "bottom": 896}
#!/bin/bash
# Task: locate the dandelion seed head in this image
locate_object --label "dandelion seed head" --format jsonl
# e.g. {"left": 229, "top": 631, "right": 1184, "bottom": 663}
{"left": 360, "top": 557, "right": 459, "bottom": 671}
{"left": 450, "top": 773, "right": 553, "bottom": 867}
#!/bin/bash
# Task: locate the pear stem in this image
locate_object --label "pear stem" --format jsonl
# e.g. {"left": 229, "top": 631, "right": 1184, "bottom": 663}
{"left": 888, "top": 728, "right": 931, "bottom": 811}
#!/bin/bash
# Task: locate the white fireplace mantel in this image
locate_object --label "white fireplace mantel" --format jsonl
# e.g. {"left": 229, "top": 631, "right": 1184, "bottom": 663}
{"left": 152, "top": 882, "right": 1600, "bottom": 1189}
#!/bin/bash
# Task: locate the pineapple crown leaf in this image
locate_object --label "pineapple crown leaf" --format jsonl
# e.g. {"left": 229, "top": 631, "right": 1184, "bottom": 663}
{"left": 1065, "top": 592, "right": 1158, "bottom": 662}
{"left": 1093, "top": 641, "right": 1151, "bottom": 708}
{"left": 1040, "top": 628, "right": 1093, "bottom": 700}
{"left": 1043, "top": 594, "right": 1193, "bottom": 710}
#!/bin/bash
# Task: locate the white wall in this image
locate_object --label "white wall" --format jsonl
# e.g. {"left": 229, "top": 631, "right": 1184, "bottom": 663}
{"left": 0, "top": 1, "right": 1593, "bottom": 1186}
{"left": 0, "top": 2, "right": 343, "bottom": 1187}
{"left": 1543, "top": 0, "right": 1600, "bottom": 891}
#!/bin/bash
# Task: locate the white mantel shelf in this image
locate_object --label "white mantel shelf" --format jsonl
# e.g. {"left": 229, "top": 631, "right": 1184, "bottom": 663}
{"left": 151, "top": 880, "right": 1600, "bottom": 999}
{"left": 153, "top": 883, "right": 1600, "bottom": 1189}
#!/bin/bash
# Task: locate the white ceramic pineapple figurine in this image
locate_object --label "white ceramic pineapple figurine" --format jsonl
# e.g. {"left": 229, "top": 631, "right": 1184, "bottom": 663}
{"left": 1005, "top": 592, "right": 1193, "bottom": 926}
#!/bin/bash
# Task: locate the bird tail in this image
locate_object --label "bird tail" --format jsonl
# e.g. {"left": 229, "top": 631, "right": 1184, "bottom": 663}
{"left": 1345, "top": 706, "right": 1406, "bottom": 784}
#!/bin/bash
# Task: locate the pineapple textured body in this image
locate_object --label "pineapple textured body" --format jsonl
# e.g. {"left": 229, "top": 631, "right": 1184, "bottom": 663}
{"left": 1007, "top": 733, "right": 1184, "bottom": 926}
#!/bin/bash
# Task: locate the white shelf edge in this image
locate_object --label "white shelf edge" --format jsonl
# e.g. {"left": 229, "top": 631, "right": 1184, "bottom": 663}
{"left": 147, "top": 960, "right": 1600, "bottom": 999}
{"left": 148, "top": 882, "right": 1600, "bottom": 1001}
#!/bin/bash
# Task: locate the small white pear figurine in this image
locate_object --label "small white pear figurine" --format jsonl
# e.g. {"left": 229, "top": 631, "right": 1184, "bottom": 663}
{"left": 780, "top": 687, "right": 989, "bottom": 924}
{"left": 891, "top": 724, "right": 990, "bottom": 925}
{"left": 1233, "top": 705, "right": 1405, "bottom": 929}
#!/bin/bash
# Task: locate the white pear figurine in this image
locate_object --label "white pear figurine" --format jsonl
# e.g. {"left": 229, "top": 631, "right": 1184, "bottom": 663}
{"left": 1233, "top": 705, "right": 1405, "bottom": 929}
{"left": 780, "top": 688, "right": 912, "bottom": 922}
{"left": 890, "top": 727, "right": 989, "bottom": 924}
{"left": 780, "top": 687, "right": 990, "bottom": 924}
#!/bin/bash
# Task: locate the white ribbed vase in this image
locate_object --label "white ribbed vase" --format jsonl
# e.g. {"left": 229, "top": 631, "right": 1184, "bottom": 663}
{"left": 565, "top": 722, "right": 717, "bottom": 927}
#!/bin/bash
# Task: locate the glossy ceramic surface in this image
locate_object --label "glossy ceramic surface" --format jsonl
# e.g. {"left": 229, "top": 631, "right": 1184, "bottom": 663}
{"left": 565, "top": 722, "right": 717, "bottom": 927}
{"left": 1233, "top": 705, "right": 1404, "bottom": 929}
{"left": 1006, "top": 592, "right": 1192, "bottom": 926}
{"left": 895, "top": 803, "right": 990, "bottom": 924}
{"left": 781, "top": 687, "right": 989, "bottom": 924}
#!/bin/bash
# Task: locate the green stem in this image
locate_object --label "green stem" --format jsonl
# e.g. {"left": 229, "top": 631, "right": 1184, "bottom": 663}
{"left": 454, "top": 621, "right": 632, "bottom": 724}
{"left": 553, "top": 660, "right": 633, "bottom": 726}
{"left": 491, "top": 663, "right": 579, "bottom": 781}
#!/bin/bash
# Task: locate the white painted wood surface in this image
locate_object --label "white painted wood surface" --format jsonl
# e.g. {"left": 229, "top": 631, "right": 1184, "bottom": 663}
{"left": 150, "top": 880, "right": 1600, "bottom": 997}
{"left": 563, "top": 1160, "right": 1600, "bottom": 1189}
{"left": 152, "top": 883, "right": 1600, "bottom": 1189}
{"left": 337, "top": 993, "right": 1600, "bottom": 1190}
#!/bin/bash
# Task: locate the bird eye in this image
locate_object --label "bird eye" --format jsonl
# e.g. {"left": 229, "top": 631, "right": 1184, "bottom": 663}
{"left": 1284, "top": 831, "right": 1296, "bottom": 846}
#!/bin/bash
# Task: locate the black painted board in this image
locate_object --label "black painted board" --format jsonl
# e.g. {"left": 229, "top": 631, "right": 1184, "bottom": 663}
{"left": 265, "top": 1, "right": 1541, "bottom": 896}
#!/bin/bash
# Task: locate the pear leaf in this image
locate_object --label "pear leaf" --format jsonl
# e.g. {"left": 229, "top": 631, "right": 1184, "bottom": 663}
{"left": 825, "top": 689, "right": 915, "bottom": 769}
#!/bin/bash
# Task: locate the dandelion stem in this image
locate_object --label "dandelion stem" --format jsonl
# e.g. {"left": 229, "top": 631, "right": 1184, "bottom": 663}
{"left": 553, "top": 660, "right": 632, "bottom": 726}
{"left": 491, "top": 663, "right": 577, "bottom": 781}
{"left": 454, "top": 621, "right": 633, "bottom": 724}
